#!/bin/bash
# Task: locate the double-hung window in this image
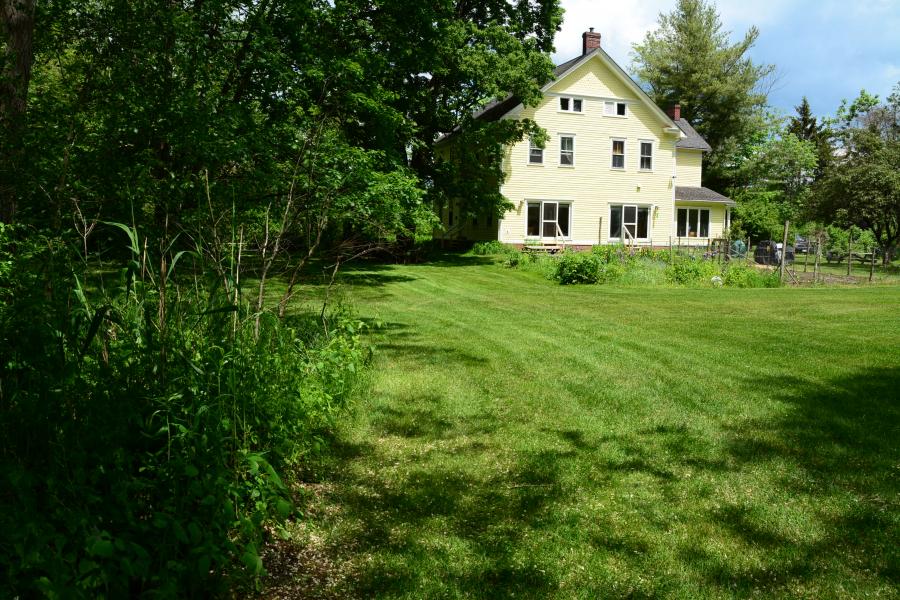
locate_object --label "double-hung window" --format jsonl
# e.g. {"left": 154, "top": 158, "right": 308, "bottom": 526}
{"left": 560, "top": 135, "right": 575, "bottom": 166}
{"left": 611, "top": 139, "right": 625, "bottom": 169}
{"left": 526, "top": 201, "right": 571, "bottom": 239}
{"left": 528, "top": 137, "right": 543, "bottom": 164}
{"left": 559, "top": 97, "right": 583, "bottom": 112}
{"left": 676, "top": 208, "right": 710, "bottom": 238}
{"left": 640, "top": 141, "right": 653, "bottom": 170}
{"left": 609, "top": 204, "right": 650, "bottom": 240}
{"left": 604, "top": 101, "right": 627, "bottom": 117}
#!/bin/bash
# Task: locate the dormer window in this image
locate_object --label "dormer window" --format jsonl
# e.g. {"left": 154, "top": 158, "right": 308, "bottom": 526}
{"left": 604, "top": 101, "right": 627, "bottom": 117}
{"left": 559, "top": 97, "right": 583, "bottom": 113}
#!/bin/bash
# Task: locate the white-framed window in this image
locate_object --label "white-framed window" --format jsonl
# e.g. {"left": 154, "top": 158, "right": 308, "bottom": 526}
{"left": 611, "top": 138, "right": 625, "bottom": 169}
{"left": 528, "top": 137, "right": 543, "bottom": 164}
{"left": 604, "top": 101, "right": 627, "bottom": 117}
{"left": 559, "top": 97, "right": 583, "bottom": 113}
{"left": 609, "top": 204, "right": 650, "bottom": 240}
{"left": 676, "top": 207, "right": 710, "bottom": 238}
{"left": 526, "top": 201, "right": 571, "bottom": 238}
{"left": 560, "top": 135, "right": 575, "bottom": 166}
{"left": 640, "top": 141, "right": 653, "bottom": 171}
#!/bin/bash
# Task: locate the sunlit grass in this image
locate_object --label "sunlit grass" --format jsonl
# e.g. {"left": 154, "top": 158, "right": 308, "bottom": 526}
{"left": 270, "top": 254, "right": 900, "bottom": 599}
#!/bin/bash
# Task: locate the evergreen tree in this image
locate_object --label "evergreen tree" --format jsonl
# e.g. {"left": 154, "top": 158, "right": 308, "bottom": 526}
{"left": 788, "top": 96, "right": 833, "bottom": 178}
{"left": 631, "top": 0, "right": 774, "bottom": 190}
{"left": 788, "top": 97, "right": 818, "bottom": 140}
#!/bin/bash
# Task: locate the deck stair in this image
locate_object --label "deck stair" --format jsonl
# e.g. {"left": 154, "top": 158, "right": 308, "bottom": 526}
{"left": 523, "top": 244, "right": 562, "bottom": 254}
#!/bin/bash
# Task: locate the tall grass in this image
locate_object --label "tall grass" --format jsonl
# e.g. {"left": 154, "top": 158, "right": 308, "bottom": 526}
{"left": 0, "top": 224, "right": 369, "bottom": 597}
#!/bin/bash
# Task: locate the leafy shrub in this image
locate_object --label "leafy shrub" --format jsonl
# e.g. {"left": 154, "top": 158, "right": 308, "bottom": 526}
{"left": 554, "top": 251, "right": 602, "bottom": 284}
{"left": 0, "top": 226, "right": 369, "bottom": 597}
{"left": 471, "top": 240, "right": 514, "bottom": 255}
{"left": 503, "top": 250, "right": 531, "bottom": 268}
{"left": 723, "top": 262, "right": 781, "bottom": 288}
{"left": 665, "top": 257, "right": 722, "bottom": 285}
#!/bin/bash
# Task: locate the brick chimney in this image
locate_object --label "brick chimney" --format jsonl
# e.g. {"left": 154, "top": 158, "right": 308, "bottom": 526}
{"left": 666, "top": 104, "right": 681, "bottom": 121}
{"left": 582, "top": 28, "right": 601, "bottom": 55}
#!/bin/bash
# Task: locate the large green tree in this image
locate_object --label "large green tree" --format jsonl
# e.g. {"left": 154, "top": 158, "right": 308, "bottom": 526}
{"left": 730, "top": 115, "right": 818, "bottom": 240}
{"left": 787, "top": 96, "right": 833, "bottom": 179}
{"left": 631, "top": 0, "right": 774, "bottom": 190}
{"left": 330, "top": 0, "right": 563, "bottom": 223}
{"left": 813, "top": 86, "right": 900, "bottom": 263}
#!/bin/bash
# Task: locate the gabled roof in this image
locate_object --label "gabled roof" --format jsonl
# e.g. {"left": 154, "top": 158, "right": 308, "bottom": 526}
{"left": 674, "top": 119, "right": 712, "bottom": 151}
{"left": 675, "top": 186, "right": 734, "bottom": 205}
{"left": 453, "top": 47, "right": 714, "bottom": 150}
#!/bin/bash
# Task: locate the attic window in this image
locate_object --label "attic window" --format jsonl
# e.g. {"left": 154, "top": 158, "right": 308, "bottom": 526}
{"left": 604, "top": 101, "right": 627, "bottom": 117}
{"left": 559, "top": 97, "right": 583, "bottom": 113}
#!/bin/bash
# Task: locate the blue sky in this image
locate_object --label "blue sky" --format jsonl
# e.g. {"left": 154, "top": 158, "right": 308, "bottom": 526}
{"left": 553, "top": 0, "right": 900, "bottom": 118}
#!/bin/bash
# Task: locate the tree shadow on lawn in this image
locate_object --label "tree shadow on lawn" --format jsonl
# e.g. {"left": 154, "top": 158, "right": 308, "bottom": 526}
{"left": 337, "top": 252, "right": 493, "bottom": 282}
{"left": 276, "top": 357, "right": 899, "bottom": 598}
{"left": 688, "top": 366, "right": 900, "bottom": 594}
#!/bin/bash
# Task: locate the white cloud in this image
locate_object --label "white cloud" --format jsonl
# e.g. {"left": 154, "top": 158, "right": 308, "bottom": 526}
{"left": 552, "top": 0, "right": 798, "bottom": 67}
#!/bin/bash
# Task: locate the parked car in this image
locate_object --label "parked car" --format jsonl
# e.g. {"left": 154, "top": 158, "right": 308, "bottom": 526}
{"left": 794, "top": 236, "right": 810, "bottom": 254}
{"left": 754, "top": 240, "right": 795, "bottom": 265}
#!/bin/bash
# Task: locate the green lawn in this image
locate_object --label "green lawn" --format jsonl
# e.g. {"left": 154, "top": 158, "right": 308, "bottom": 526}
{"left": 269, "top": 256, "right": 900, "bottom": 599}
{"left": 791, "top": 252, "right": 900, "bottom": 283}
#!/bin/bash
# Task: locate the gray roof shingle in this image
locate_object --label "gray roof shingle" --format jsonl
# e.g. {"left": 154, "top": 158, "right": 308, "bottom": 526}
{"left": 675, "top": 186, "right": 734, "bottom": 205}
{"left": 674, "top": 119, "right": 712, "bottom": 151}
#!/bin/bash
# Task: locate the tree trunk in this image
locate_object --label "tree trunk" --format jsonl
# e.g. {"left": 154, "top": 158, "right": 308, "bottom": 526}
{"left": 0, "top": 0, "right": 36, "bottom": 223}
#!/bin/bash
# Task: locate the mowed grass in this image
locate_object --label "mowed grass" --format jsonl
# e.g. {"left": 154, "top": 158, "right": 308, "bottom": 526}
{"left": 274, "top": 255, "right": 900, "bottom": 599}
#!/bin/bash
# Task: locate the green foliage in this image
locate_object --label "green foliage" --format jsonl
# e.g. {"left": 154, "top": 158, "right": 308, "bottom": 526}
{"left": 553, "top": 251, "right": 602, "bottom": 285}
{"left": 825, "top": 225, "right": 878, "bottom": 255}
{"left": 813, "top": 85, "right": 900, "bottom": 263}
{"left": 471, "top": 240, "right": 515, "bottom": 256}
{"left": 733, "top": 190, "right": 788, "bottom": 241}
{"left": 729, "top": 115, "right": 818, "bottom": 240}
{"left": 722, "top": 262, "right": 780, "bottom": 288}
{"left": 502, "top": 250, "right": 531, "bottom": 268}
{"left": 0, "top": 226, "right": 369, "bottom": 597}
{"left": 631, "top": 0, "right": 775, "bottom": 189}
{"left": 665, "top": 257, "right": 722, "bottom": 285}
{"left": 788, "top": 97, "right": 833, "bottom": 178}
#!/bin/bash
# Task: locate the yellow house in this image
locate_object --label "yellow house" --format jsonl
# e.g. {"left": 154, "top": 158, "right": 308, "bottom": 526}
{"left": 441, "top": 28, "right": 734, "bottom": 248}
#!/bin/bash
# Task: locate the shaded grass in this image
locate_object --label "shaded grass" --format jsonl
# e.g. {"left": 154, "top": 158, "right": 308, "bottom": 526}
{"left": 268, "top": 255, "right": 900, "bottom": 599}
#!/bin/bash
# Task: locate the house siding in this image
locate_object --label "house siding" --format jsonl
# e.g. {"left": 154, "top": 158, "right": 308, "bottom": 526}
{"left": 497, "top": 57, "right": 680, "bottom": 246}
{"left": 675, "top": 150, "right": 703, "bottom": 187}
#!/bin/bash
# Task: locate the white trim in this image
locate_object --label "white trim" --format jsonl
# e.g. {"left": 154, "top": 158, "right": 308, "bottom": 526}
{"left": 543, "top": 49, "right": 682, "bottom": 134}
{"left": 638, "top": 139, "right": 654, "bottom": 172}
{"left": 546, "top": 91, "right": 633, "bottom": 104}
{"left": 675, "top": 206, "right": 711, "bottom": 239}
{"left": 608, "top": 203, "right": 652, "bottom": 241}
{"left": 523, "top": 199, "right": 574, "bottom": 241}
{"left": 557, "top": 96, "right": 585, "bottom": 114}
{"left": 610, "top": 137, "right": 626, "bottom": 170}
{"left": 527, "top": 137, "right": 544, "bottom": 166}
{"left": 559, "top": 133, "right": 576, "bottom": 167}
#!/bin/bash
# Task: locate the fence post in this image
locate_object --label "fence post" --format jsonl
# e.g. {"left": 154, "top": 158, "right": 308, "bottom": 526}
{"left": 669, "top": 236, "right": 673, "bottom": 265}
{"left": 779, "top": 220, "right": 789, "bottom": 283}
{"left": 814, "top": 232, "right": 821, "bottom": 283}
{"left": 746, "top": 237, "right": 751, "bottom": 262}
{"left": 803, "top": 242, "right": 809, "bottom": 272}
{"left": 870, "top": 247, "right": 876, "bottom": 282}
{"left": 847, "top": 229, "right": 853, "bottom": 277}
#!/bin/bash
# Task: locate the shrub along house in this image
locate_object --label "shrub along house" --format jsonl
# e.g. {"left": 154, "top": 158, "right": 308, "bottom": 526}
{"left": 439, "top": 29, "right": 734, "bottom": 248}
